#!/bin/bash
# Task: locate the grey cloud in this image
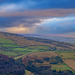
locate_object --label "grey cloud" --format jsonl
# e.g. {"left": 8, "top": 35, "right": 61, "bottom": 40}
{"left": 0, "top": 13, "right": 75, "bottom": 34}
{"left": 0, "top": 16, "right": 41, "bottom": 28}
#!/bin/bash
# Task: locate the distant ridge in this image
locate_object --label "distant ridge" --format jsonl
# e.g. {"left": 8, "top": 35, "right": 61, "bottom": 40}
{"left": 21, "top": 34, "right": 75, "bottom": 43}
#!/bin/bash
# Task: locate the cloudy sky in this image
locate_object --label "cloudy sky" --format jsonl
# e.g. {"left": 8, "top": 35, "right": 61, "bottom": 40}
{"left": 0, "top": 0, "right": 75, "bottom": 36}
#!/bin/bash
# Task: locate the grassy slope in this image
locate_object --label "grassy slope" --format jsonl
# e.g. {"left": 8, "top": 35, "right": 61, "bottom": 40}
{"left": 0, "top": 37, "right": 54, "bottom": 58}
{"left": 0, "top": 32, "right": 75, "bottom": 72}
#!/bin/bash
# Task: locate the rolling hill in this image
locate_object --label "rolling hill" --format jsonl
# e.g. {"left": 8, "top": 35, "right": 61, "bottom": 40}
{"left": 0, "top": 31, "right": 75, "bottom": 75}
{"left": 21, "top": 34, "right": 75, "bottom": 43}
{"left": 0, "top": 31, "right": 75, "bottom": 58}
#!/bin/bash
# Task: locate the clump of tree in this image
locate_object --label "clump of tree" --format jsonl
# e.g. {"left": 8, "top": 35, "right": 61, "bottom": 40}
{"left": 43, "top": 56, "right": 63, "bottom": 64}
{"left": 37, "top": 70, "right": 74, "bottom": 75}
{"left": 25, "top": 65, "right": 51, "bottom": 74}
{"left": 0, "top": 54, "right": 25, "bottom": 75}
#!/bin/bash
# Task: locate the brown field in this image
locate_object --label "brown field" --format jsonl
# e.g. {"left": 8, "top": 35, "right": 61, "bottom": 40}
{"left": 26, "top": 51, "right": 58, "bottom": 59}
{"left": 63, "top": 59, "right": 75, "bottom": 71}
{"left": 23, "top": 51, "right": 58, "bottom": 65}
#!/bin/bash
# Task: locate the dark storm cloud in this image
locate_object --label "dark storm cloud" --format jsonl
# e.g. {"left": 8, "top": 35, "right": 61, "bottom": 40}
{"left": 0, "top": 16, "right": 41, "bottom": 28}
{"left": 0, "top": 9, "right": 75, "bottom": 34}
{"left": 0, "top": 17, "right": 21, "bottom": 28}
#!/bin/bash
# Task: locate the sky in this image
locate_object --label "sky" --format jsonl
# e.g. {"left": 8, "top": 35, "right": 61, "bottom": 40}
{"left": 0, "top": 0, "right": 75, "bottom": 36}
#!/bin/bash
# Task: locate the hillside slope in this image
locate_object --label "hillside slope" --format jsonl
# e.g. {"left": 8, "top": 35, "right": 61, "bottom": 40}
{"left": 0, "top": 31, "right": 75, "bottom": 74}
{"left": 0, "top": 31, "right": 75, "bottom": 58}
{"left": 0, "top": 31, "right": 75, "bottom": 51}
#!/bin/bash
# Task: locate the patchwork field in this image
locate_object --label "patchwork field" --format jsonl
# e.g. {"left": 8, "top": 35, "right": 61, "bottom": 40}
{"left": 0, "top": 32, "right": 75, "bottom": 74}
{"left": 63, "top": 59, "right": 75, "bottom": 71}
{"left": 0, "top": 37, "right": 55, "bottom": 59}
{"left": 55, "top": 51, "right": 75, "bottom": 71}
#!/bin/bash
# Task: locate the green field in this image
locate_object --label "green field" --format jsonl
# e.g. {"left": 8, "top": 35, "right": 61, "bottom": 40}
{"left": 0, "top": 38, "right": 51, "bottom": 58}
{"left": 59, "top": 53, "right": 75, "bottom": 59}
{"left": 55, "top": 51, "right": 75, "bottom": 59}
{"left": 51, "top": 64, "right": 72, "bottom": 71}
{"left": 55, "top": 50, "right": 75, "bottom": 53}
{"left": 0, "top": 51, "right": 18, "bottom": 56}
{"left": 27, "top": 45, "right": 50, "bottom": 50}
